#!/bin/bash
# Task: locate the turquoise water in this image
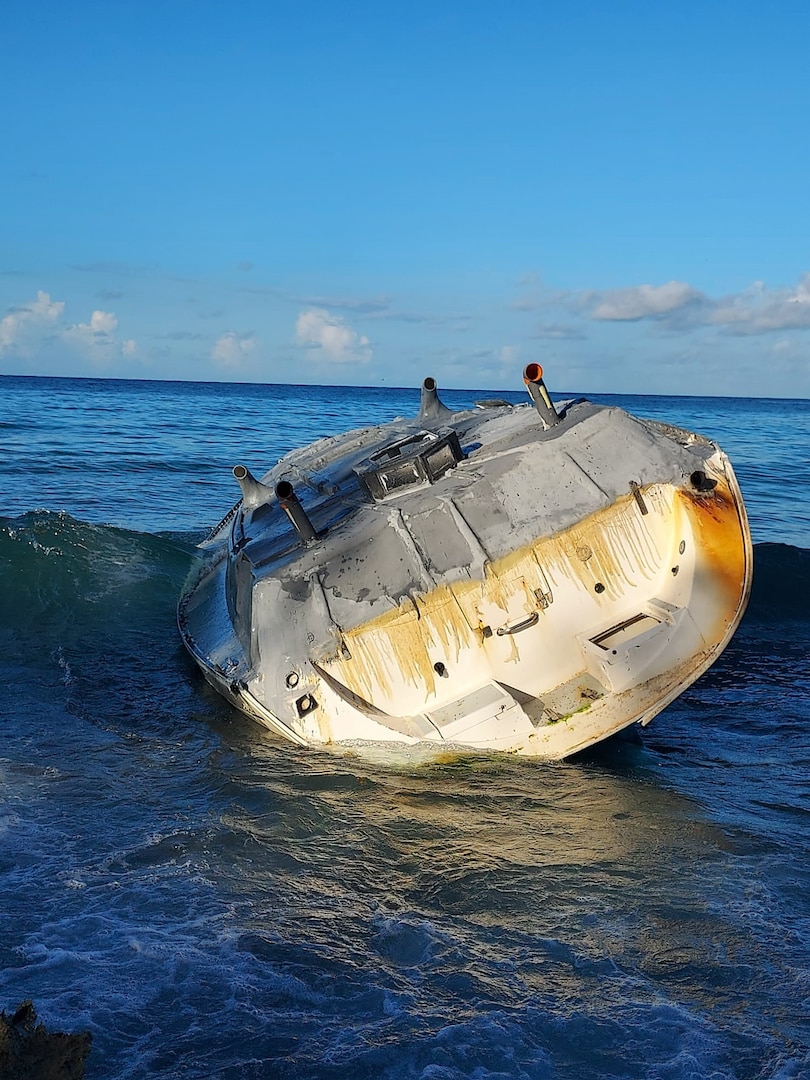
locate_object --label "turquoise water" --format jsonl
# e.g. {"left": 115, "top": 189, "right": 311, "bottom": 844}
{"left": 0, "top": 375, "right": 808, "bottom": 1079}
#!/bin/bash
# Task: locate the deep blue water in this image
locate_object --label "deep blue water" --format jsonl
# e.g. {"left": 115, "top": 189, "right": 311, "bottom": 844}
{"left": 0, "top": 375, "right": 808, "bottom": 1079}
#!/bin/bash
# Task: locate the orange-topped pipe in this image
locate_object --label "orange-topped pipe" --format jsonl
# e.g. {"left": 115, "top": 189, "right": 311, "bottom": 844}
{"left": 523, "top": 364, "right": 561, "bottom": 429}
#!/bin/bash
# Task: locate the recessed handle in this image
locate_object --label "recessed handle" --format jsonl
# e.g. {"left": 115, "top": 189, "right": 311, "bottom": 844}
{"left": 496, "top": 612, "right": 540, "bottom": 636}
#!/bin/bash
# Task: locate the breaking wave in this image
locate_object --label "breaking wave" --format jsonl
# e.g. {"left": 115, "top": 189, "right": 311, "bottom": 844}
{"left": 0, "top": 511, "right": 195, "bottom": 642}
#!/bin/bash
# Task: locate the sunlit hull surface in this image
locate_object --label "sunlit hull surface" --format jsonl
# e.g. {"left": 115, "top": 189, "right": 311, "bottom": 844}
{"left": 178, "top": 383, "right": 752, "bottom": 759}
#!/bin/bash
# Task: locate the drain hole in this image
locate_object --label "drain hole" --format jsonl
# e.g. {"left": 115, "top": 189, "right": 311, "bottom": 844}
{"left": 296, "top": 694, "right": 318, "bottom": 716}
{"left": 433, "top": 662, "right": 448, "bottom": 678}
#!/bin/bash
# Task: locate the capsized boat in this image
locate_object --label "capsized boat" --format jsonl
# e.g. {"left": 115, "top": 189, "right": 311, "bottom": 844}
{"left": 178, "top": 367, "right": 752, "bottom": 758}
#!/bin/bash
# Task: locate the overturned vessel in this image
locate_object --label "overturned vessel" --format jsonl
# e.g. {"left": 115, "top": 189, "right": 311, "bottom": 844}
{"left": 178, "top": 368, "right": 752, "bottom": 758}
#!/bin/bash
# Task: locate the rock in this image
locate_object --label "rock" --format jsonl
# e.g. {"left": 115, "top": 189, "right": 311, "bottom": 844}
{"left": 0, "top": 1000, "right": 92, "bottom": 1079}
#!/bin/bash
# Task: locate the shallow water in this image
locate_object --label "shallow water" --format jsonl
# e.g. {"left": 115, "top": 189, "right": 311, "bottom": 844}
{"left": 0, "top": 376, "right": 808, "bottom": 1078}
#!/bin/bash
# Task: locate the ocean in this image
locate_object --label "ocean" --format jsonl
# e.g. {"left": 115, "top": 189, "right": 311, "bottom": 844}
{"left": 0, "top": 374, "right": 808, "bottom": 1079}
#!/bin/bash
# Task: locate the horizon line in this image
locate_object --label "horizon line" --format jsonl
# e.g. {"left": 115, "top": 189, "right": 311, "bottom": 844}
{"left": 1, "top": 370, "right": 808, "bottom": 403}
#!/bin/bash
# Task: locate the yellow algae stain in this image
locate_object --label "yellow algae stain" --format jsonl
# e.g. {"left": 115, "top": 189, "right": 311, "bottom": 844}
{"left": 333, "top": 585, "right": 476, "bottom": 702}
{"left": 325, "top": 481, "right": 739, "bottom": 709}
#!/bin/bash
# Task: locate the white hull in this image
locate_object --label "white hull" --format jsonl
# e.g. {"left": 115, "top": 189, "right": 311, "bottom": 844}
{"left": 179, "top": 381, "right": 752, "bottom": 759}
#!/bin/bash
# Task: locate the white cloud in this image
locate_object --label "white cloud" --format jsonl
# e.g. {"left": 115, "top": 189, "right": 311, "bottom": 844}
{"left": 572, "top": 274, "right": 810, "bottom": 336}
{"left": 0, "top": 291, "right": 65, "bottom": 354}
{"left": 295, "top": 308, "right": 371, "bottom": 363}
{"left": 709, "top": 273, "right": 810, "bottom": 335}
{"left": 1, "top": 292, "right": 137, "bottom": 367}
{"left": 211, "top": 331, "right": 257, "bottom": 368}
{"left": 582, "top": 281, "right": 707, "bottom": 322}
{"left": 0, "top": 291, "right": 139, "bottom": 368}
{"left": 67, "top": 309, "right": 118, "bottom": 340}
{"left": 63, "top": 308, "right": 136, "bottom": 364}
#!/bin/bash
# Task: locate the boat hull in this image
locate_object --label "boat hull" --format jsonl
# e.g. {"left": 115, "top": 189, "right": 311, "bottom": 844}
{"left": 178, "top": 393, "right": 752, "bottom": 759}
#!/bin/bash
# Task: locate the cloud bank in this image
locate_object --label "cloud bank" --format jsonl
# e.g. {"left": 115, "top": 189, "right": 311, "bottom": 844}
{"left": 0, "top": 291, "right": 136, "bottom": 365}
{"left": 709, "top": 275, "right": 810, "bottom": 334}
{"left": 581, "top": 281, "right": 707, "bottom": 322}
{"left": 575, "top": 274, "right": 810, "bottom": 335}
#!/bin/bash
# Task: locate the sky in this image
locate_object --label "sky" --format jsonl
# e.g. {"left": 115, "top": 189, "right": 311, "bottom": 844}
{"left": 1, "top": 0, "right": 809, "bottom": 397}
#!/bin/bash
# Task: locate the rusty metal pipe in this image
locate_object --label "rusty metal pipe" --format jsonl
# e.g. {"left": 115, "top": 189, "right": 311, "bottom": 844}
{"left": 275, "top": 480, "right": 318, "bottom": 542}
{"left": 523, "top": 363, "right": 561, "bottom": 429}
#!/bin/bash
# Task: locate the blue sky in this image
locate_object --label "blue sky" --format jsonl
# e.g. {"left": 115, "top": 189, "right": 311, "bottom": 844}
{"left": 2, "top": 0, "right": 809, "bottom": 396}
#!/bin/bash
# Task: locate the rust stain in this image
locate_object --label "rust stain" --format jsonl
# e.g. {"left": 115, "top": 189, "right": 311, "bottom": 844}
{"left": 677, "top": 481, "right": 747, "bottom": 606}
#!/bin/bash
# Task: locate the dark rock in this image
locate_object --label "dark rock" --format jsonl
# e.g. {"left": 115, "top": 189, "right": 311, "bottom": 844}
{"left": 0, "top": 1000, "right": 91, "bottom": 1079}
